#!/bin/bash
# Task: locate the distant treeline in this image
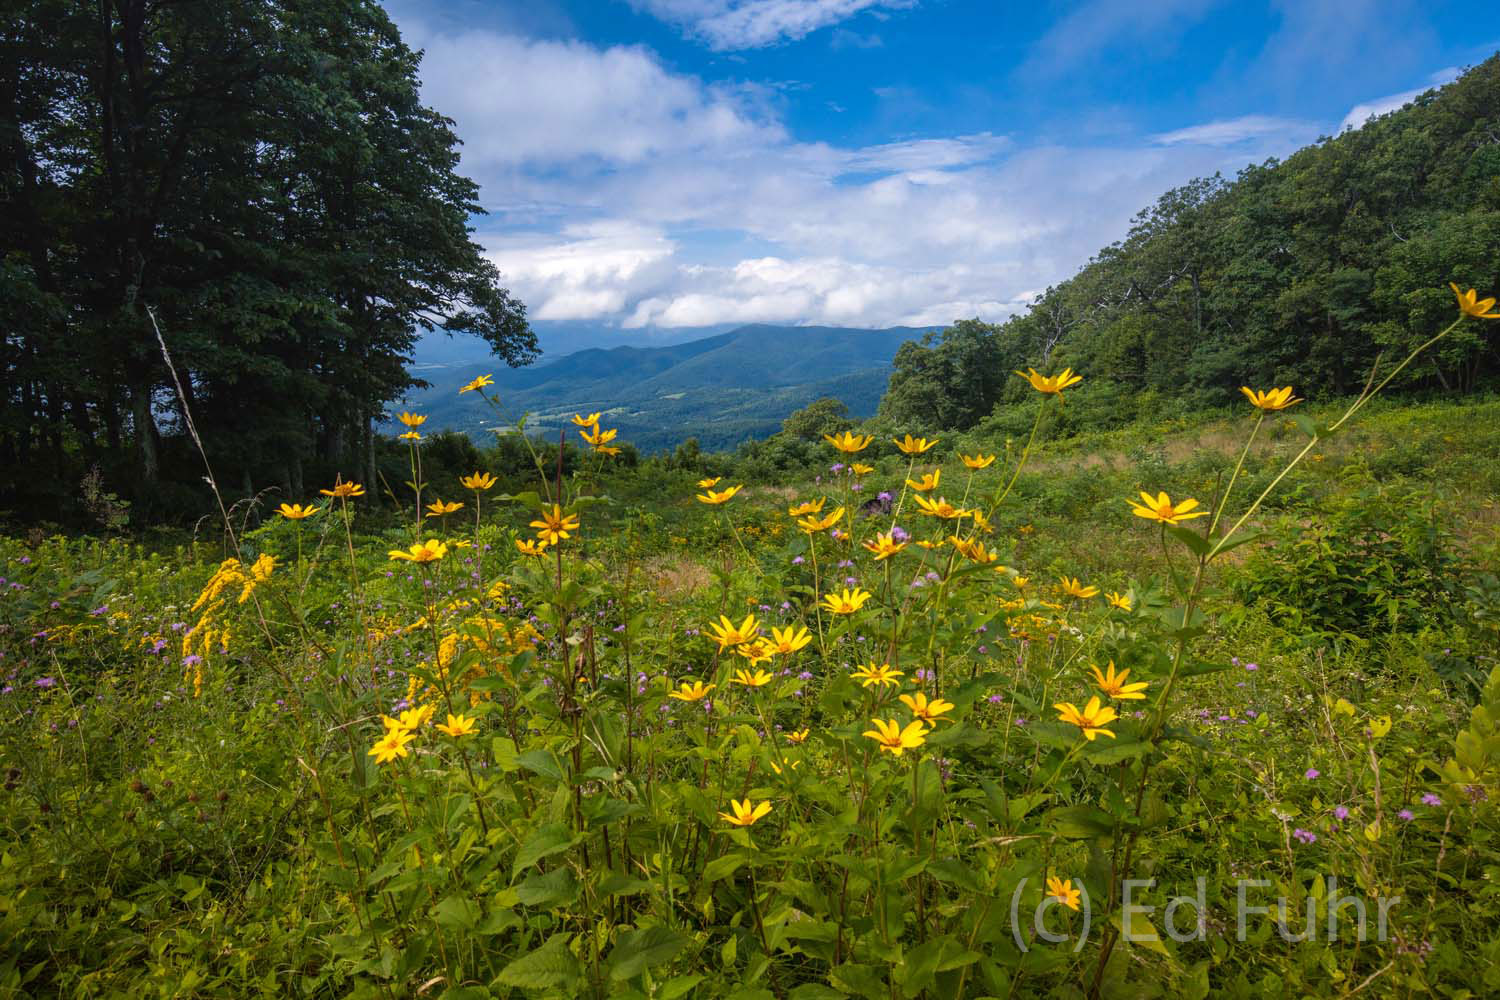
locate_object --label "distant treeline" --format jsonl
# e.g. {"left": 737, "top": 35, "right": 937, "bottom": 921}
{"left": 1, "top": 1, "right": 535, "bottom": 519}
{"left": 879, "top": 55, "right": 1500, "bottom": 432}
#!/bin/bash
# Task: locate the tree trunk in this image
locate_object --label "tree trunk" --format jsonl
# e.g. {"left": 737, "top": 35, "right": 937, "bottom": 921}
{"left": 364, "top": 410, "right": 377, "bottom": 493}
{"left": 129, "top": 375, "right": 159, "bottom": 485}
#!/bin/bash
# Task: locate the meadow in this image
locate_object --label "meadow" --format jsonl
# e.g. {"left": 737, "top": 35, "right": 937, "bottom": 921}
{"left": 3, "top": 295, "right": 1500, "bottom": 1000}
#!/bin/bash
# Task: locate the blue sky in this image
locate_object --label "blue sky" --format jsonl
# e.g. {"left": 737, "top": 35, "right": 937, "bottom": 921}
{"left": 386, "top": 0, "right": 1497, "bottom": 343}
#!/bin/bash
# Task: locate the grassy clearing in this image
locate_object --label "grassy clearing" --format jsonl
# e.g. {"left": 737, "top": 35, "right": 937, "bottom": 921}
{"left": 2, "top": 386, "right": 1499, "bottom": 999}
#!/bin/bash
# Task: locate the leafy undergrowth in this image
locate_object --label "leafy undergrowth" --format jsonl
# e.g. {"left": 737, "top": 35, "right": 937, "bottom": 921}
{"left": 3, "top": 375, "right": 1500, "bottom": 998}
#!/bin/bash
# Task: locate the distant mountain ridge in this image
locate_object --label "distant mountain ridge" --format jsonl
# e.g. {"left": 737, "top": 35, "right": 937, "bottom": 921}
{"left": 396, "top": 324, "right": 937, "bottom": 452}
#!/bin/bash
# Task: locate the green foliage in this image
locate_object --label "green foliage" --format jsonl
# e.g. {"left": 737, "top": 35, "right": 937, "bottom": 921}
{"left": 1, "top": 0, "right": 534, "bottom": 522}
{"left": 1232, "top": 476, "right": 1465, "bottom": 639}
{"left": 5, "top": 382, "right": 1499, "bottom": 998}
{"left": 781, "top": 398, "right": 852, "bottom": 441}
{"left": 879, "top": 58, "right": 1500, "bottom": 436}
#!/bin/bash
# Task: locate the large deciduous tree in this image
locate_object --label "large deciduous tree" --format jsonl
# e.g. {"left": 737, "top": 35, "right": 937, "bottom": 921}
{"left": 0, "top": 0, "right": 533, "bottom": 518}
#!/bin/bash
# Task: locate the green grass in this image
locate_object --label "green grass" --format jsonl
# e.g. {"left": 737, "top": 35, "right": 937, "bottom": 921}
{"left": 2, "top": 395, "right": 1498, "bottom": 999}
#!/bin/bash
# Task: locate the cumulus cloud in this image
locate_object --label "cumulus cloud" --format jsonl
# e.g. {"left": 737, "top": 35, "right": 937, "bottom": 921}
{"left": 485, "top": 223, "right": 677, "bottom": 321}
{"left": 405, "top": 27, "right": 784, "bottom": 167}
{"left": 395, "top": 11, "right": 1435, "bottom": 335}
{"left": 630, "top": 0, "right": 915, "bottom": 50}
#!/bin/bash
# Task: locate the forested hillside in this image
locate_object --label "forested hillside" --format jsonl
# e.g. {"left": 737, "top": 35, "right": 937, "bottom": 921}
{"left": 0, "top": 1, "right": 534, "bottom": 514}
{"left": 880, "top": 55, "right": 1500, "bottom": 430}
{"left": 400, "top": 325, "right": 932, "bottom": 453}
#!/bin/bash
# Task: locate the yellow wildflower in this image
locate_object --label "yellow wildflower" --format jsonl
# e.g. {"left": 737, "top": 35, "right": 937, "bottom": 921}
{"left": 820, "top": 588, "right": 873, "bottom": 614}
{"left": 698, "top": 477, "right": 722, "bottom": 488}
{"left": 697, "top": 485, "right": 743, "bottom": 505}
{"left": 459, "top": 375, "right": 494, "bottom": 394}
{"left": 1047, "top": 876, "right": 1082, "bottom": 911}
{"left": 951, "top": 536, "right": 998, "bottom": 563}
{"left": 863, "top": 718, "right": 928, "bottom": 756}
{"left": 1058, "top": 576, "right": 1099, "bottom": 599}
{"left": 785, "top": 728, "right": 810, "bottom": 744}
{"left": 426, "top": 499, "right": 464, "bottom": 517}
{"left": 1240, "top": 386, "right": 1302, "bottom": 411}
{"left": 850, "top": 663, "right": 903, "bottom": 688}
{"left": 765, "top": 625, "right": 813, "bottom": 655}
{"left": 905, "top": 469, "right": 940, "bottom": 492}
{"left": 787, "top": 497, "right": 826, "bottom": 517}
{"left": 320, "top": 477, "right": 365, "bottom": 499}
{"left": 718, "top": 798, "right": 772, "bottom": 826}
{"left": 1091, "top": 661, "right": 1149, "bottom": 701}
{"left": 530, "top": 505, "right": 580, "bottom": 545}
{"left": 389, "top": 539, "right": 448, "bottom": 563}
{"left": 734, "top": 641, "right": 775, "bottom": 666}
{"left": 572, "top": 412, "right": 602, "bottom": 427}
{"left": 961, "top": 453, "right": 996, "bottom": 469}
{"left": 1450, "top": 282, "right": 1500, "bottom": 319}
{"left": 668, "top": 680, "right": 715, "bottom": 701}
{"left": 580, "top": 425, "right": 618, "bottom": 448}
{"left": 436, "top": 713, "right": 478, "bottom": 738}
{"left": 461, "top": 472, "right": 497, "bottom": 491}
{"left": 368, "top": 729, "right": 415, "bottom": 764}
{"left": 1105, "top": 591, "right": 1132, "bottom": 611}
{"left": 1015, "top": 367, "right": 1083, "bottom": 397}
{"left": 796, "top": 507, "right": 845, "bottom": 533}
{"left": 824, "top": 431, "right": 874, "bottom": 454}
{"left": 732, "top": 668, "right": 775, "bottom": 688}
{"left": 1055, "top": 696, "right": 1118, "bottom": 740}
{"left": 899, "top": 691, "right": 954, "bottom": 723}
{"left": 515, "top": 538, "right": 549, "bottom": 557}
{"left": 912, "top": 494, "right": 967, "bottom": 519}
{"left": 706, "top": 613, "right": 760, "bottom": 649}
{"left": 862, "top": 532, "right": 907, "bottom": 560}
{"left": 1128, "top": 491, "right": 1209, "bottom": 525}
{"left": 276, "top": 503, "right": 319, "bottom": 520}
{"left": 893, "top": 434, "right": 938, "bottom": 455}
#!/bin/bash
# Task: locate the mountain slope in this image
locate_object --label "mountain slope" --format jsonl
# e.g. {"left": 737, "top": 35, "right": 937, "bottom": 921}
{"left": 396, "top": 324, "right": 936, "bottom": 452}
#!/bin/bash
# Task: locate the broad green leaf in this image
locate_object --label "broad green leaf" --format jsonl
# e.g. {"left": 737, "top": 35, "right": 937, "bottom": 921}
{"left": 702, "top": 853, "right": 748, "bottom": 883}
{"left": 515, "top": 748, "right": 567, "bottom": 783}
{"left": 1047, "top": 804, "right": 1115, "bottom": 839}
{"left": 497, "top": 933, "right": 581, "bottom": 990}
{"left": 431, "top": 893, "right": 479, "bottom": 931}
{"left": 512, "top": 823, "right": 579, "bottom": 878}
{"left": 515, "top": 867, "right": 579, "bottom": 908}
{"left": 607, "top": 924, "right": 689, "bottom": 981}
{"left": 1113, "top": 907, "right": 1170, "bottom": 956}
{"left": 1164, "top": 524, "right": 1211, "bottom": 557}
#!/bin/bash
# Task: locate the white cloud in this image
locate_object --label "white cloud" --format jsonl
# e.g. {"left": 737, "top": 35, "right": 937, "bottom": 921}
{"left": 837, "top": 133, "right": 1009, "bottom": 173}
{"left": 631, "top": 0, "right": 915, "bottom": 50}
{"left": 486, "top": 223, "right": 677, "bottom": 321}
{"left": 404, "top": 27, "right": 783, "bottom": 167}
{"left": 1339, "top": 66, "right": 1460, "bottom": 132}
{"left": 396, "top": 12, "right": 1446, "bottom": 336}
{"left": 1152, "top": 115, "right": 1312, "bottom": 147}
